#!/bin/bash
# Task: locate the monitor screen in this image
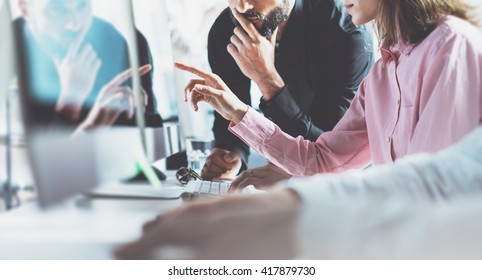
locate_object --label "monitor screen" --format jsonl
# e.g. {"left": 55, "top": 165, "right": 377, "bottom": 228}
{"left": 131, "top": 0, "right": 182, "bottom": 162}
{"left": 11, "top": 0, "right": 162, "bottom": 207}
{"left": 12, "top": 0, "right": 165, "bottom": 131}
{"left": 132, "top": 0, "right": 178, "bottom": 121}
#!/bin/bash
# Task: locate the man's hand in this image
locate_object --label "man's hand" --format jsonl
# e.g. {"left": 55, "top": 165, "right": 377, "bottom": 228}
{"left": 228, "top": 9, "right": 285, "bottom": 101}
{"left": 201, "top": 148, "right": 242, "bottom": 180}
{"left": 230, "top": 163, "right": 292, "bottom": 192}
{"left": 175, "top": 62, "right": 249, "bottom": 124}
{"left": 115, "top": 189, "right": 302, "bottom": 259}
{"left": 72, "top": 65, "right": 151, "bottom": 137}
{"left": 55, "top": 27, "right": 101, "bottom": 120}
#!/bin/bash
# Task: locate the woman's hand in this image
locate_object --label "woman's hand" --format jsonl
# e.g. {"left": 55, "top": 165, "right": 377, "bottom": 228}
{"left": 229, "top": 163, "right": 292, "bottom": 192}
{"left": 175, "top": 62, "right": 249, "bottom": 124}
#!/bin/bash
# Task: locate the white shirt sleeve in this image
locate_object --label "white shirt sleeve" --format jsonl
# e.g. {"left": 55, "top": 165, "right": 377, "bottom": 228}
{"left": 279, "top": 127, "right": 482, "bottom": 258}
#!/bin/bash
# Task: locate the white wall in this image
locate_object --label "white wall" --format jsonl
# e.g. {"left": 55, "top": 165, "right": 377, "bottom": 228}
{"left": 166, "top": 0, "right": 226, "bottom": 140}
{"left": 468, "top": 0, "right": 482, "bottom": 26}
{"left": 0, "top": 0, "right": 16, "bottom": 138}
{"left": 0, "top": 0, "right": 14, "bottom": 95}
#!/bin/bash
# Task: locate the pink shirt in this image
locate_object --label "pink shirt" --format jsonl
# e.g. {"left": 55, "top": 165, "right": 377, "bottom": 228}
{"left": 229, "top": 16, "right": 482, "bottom": 176}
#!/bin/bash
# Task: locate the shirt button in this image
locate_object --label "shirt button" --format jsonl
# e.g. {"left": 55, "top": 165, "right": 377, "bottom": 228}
{"left": 387, "top": 137, "right": 391, "bottom": 143}
{"left": 397, "top": 100, "right": 400, "bottom": 106}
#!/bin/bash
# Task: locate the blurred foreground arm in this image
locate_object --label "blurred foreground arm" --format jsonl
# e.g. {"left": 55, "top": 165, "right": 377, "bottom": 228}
{"left": 287, "top": 126, "right": 482, "bottom": 258}
{"left": 116, "top": 127, "right": 482, "bottom": 259}
{"left": 115, "top": 190, "right": 301, "bottom": 259}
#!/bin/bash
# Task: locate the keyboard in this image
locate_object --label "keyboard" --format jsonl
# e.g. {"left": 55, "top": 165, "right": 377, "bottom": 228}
{"left": 85, "top": 179, "right": 262, "bottom": 200}
{"left": 184, "top": 180, "right": 231, "bottom": 196}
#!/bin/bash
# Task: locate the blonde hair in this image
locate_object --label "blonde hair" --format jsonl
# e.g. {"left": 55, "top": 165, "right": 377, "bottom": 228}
{"left": 374, "top": 0, "right": 478, "bottom": 48}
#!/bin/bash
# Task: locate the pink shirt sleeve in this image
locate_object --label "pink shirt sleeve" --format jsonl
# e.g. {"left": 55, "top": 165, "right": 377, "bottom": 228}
{"left": 407, "top": 30, "right": 482, "bottom": 155}
{"left": 229, "top": 83, "right": 371, "bottom": 176}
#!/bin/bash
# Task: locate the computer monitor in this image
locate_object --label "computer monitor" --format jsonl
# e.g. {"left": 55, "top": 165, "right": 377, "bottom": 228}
{"left": 11, "top": 0, "right": 171, "bottom": 207}
{"left": 131, "top": 0, "right": 182, "bottom": 164}
{"left": 131, "top": 0, "right": 178, "bottom": 121}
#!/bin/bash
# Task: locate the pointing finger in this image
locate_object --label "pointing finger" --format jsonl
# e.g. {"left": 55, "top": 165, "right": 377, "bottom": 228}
{"left": 175, "top": 62, "right": 215, "bottom": 81}
{"left": 103, "top": 64, "right": 152, "bottom": 93}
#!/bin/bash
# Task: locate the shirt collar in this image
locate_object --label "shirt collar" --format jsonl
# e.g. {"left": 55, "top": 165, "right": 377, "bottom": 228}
{"left": 380, "top": 40, "right": 415, "bottom": 65}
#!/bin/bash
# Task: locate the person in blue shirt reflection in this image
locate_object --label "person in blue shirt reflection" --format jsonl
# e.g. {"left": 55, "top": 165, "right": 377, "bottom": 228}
{"left": 16, "top": 0, "right": 157, "bottom": 128}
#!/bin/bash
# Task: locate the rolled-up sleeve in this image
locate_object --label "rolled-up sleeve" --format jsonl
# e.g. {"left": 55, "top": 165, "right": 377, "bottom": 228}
{"left": 229, "top": 81, "right": 371, "bottom": 176}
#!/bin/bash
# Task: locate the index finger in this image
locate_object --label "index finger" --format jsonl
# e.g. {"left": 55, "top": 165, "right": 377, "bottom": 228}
{"left": 175, "top": 62, "right": 214, "bottom": 80}
{"left": 68, "top": 24, "right": 90, "bottom": 58}
{"left": 104, "top": 64, "right": 152, "bottom": 92}
{"left": 231, "top": 8, "right": 259, "bottom": 39}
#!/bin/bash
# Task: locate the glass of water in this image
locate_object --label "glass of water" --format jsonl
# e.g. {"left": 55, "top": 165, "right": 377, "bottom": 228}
{"left": 185, "top": 138, "right": 213, "bottom": 174}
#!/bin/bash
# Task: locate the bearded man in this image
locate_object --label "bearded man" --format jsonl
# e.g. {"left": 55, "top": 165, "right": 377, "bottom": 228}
{"left": 200, "top": 0, "right": 374, "bottom": 185}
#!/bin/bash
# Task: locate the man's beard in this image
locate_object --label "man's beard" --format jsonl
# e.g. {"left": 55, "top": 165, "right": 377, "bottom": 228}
{"left": 230, "top": 0, "right": 290, "bottom": 37}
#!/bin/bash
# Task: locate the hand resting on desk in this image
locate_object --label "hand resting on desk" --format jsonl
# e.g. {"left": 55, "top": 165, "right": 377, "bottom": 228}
{"left": 115, "top": 189, "right": 301, "bottom": 259}
{"left": 201, "top": 148, "right": 242, "bottom": 181}
{"left": 230, "top": 163, "right": 292, "bottom": 192}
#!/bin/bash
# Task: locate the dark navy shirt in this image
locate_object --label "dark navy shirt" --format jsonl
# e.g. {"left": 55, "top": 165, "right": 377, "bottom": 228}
{"left": 208, "top": 0, "right": 374, "bottom": 168}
